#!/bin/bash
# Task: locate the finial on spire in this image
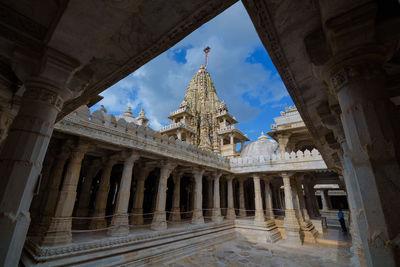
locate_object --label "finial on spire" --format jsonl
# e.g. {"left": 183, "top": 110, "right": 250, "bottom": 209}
{"left": 203, "top": 46, "right": 210, "bottom": 69}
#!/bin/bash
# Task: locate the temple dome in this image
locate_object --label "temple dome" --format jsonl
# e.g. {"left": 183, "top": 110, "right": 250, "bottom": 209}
{"left": 240, "top": 132, "right": 278, "bottom": 157}
{"left": 117, "top": 106, "right": 137, "bottom": 124}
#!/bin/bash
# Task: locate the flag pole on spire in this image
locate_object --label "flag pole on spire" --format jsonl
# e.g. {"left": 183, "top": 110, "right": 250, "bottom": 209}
{"left": 203, "top": 46, "right": 210, "bottom": 69}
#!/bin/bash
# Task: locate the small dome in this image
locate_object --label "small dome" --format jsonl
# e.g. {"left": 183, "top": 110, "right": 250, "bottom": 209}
{"left": 240, "top": 132, "right": 278, "bottom": 157}
{"left": 117, "top": 106, "right": 137, "bottom": 124}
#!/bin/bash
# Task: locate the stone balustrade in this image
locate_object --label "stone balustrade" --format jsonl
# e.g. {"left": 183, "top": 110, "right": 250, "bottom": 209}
{"left": 169, "top": 107, "right": 193, "bottom": 117}
{"left": 160, "top": 121, "right": 195, "bottom": 133}
{"left": 217, "top": 125, "right": 245, "bottom": 136}
{"left": 230, "top": 148, "right": 327, "bottom": 173}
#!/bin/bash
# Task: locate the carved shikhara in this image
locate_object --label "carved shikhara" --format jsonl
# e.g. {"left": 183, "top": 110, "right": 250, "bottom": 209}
{"left": 24, "top": 86, "right": 64, "bottom": 111}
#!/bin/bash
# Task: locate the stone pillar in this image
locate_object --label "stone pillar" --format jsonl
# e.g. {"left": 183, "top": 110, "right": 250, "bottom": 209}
{"left": 340, "top": 139, "right": 368, "bottom": 266}
{"left": 130, "top": 164, "right": 153, "bottom": 225}
{"left": 321, "top": 8, "right": 400, "bottom": 264}
{"left": 211, "top": 172, "right": 223, "bottom": 222}
{"left": 205, "top": 177, "right": 213, "bottom": 217}
{"left": 229, "top": 133, "right": 234, "bottom": 144}
{"left": 277, "top": 134, "right": 290, "bottom": 157}
{"left": 28, "top": 147, "right": 56, "bottom": 235}
{"left": 170, "top": 170, "right": 183, "bottom": 222}
{"left": 109, "top": 152, "right": 140, "bottom": 235}
{"left": 191, "top": 168, "right": 205, "bottom": 224}
{"left": 263, "top": 178, "right": 274, "bottom": 220}
{"left": 253, "top": 174, "right": 265, "bottom": 224}
{"left": 282, "top": 172, "right": 301, "bottom": 244}
{"left": 89, "top": 157, "right": 118, "bottom": 229}
{"left": 226, "top": 176, "right": 236, "bottom": 220}
{"left": 41, "top": 142, "right": 89, "bottom": 246}
{"left": 295, "top": 178, "right": 310, "bottom": 222}
{"left": 151, "top": 162, "right": 176, "bottom": 230}
{"left": 303, "top": 178, "right": 319, "bottom": 217}
{"left": 238, "top": 178, "right": 246, "bottom": 217}
{"left": 31, "top": 144, "right": 70, "bottom": 236}
{"left": 320, "top": 190, "right": 329, "bottom": 212}
{"left": 220, "top": 178, "right": 227, "bottom": 216}
{"left": 176, "top": 130, "right": 182, "bottom": 140}
{"left": 75, "top": 159, "right": 101, "bottom": 220}
{"left": 0, "top": 76, "right": 73, "bottom": 264}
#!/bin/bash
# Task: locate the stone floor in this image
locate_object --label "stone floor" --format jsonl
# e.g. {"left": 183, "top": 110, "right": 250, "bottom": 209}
{"left": 165, "top": 234, "right": 352, "bottom": 267}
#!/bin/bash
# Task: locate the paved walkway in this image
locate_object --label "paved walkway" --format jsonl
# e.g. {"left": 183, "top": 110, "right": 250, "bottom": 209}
{"left": 165, "top": 231, "right": 352, "bottom": 267}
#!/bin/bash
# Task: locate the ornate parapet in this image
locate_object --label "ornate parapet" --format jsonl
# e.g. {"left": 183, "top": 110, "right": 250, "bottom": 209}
{"left": 55, "top": 107, "right": 229, "bottom": 170}
{"left": 160, "top": 122, "right": 195, "bottom": 134}
{"left": 169, "top": 107, "right": 193, "bottom": 118}
{"left": 218, "top": 125, "right": 245, "bottom": 136}
{"left": 229, "top": 149, "right": 327, "bottom": 173}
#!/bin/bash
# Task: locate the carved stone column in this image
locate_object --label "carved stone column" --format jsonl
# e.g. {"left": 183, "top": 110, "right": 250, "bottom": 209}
{"left": 31, "top": 144, "right": 70, "bottom": 236}
{"left": 130, "top": 164, "right": 153, "bottom": 225}
{"left": 74, "top": 159, "right": 101, "bottom": 225}
{"left": 303, "top": 178, "right": 319, "bottom": 217}
{"left": 277, "top": 133, "right": 290, "bottom": 157}
{"left": 170, "top": 170, "right": 183, "bottom": 222}
{"left": 339, "top": 138, "right": 368, "bottom": 267}
{"left": 211, "top": 172, "right": 223, "bottom": 222}
{"left": 282, "top": 172, "right": 301, "bottom": 244}
{"left": 226, "top": 175, "right": 236, "bottom": 220}
{"left": 322, "top": 11, "right": 400, "bottom": 264}
{"left": 295, "top": 177, "right": 310, "bottom": 222}
{"left": 263, "top": 178, "right": 274, "bottom": 220}
{"left": 89, "top": 156, "right": 118, "bottom": 229}
{"left": 151, "top": 161, "right": 176, "bottom": 230}
{"left": 41, "top": 142, "right": 89, "bottom": 246}
{"left": 109, "top": 152, "right": 140, "bottom": 235}
{"left": 191, "top": 168, "right": 205, "bottom": 224}
{"left": 0, "top": 76, "right": 74, "bottom": 264}
{"left": 28, "top": 146, "right": 56, "bottom": 235}
{"left": 238, "top": 178, "right": 246, "bottom": 217}
{"left": 253, "top": 174, "right": 265, "bottom": 225}
{"left": 320, "top": 190, "right": 329, "bottom": 212}
{"left": 205, "top": 177, "right": 213, "bottom": 217}
{"left": 220, "top": 178, "right": 227, "bottom": 216}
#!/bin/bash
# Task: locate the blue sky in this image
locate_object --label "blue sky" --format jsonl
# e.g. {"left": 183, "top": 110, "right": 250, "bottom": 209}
{"left": 92, "top": 1, "right": 294, "bottom": 142}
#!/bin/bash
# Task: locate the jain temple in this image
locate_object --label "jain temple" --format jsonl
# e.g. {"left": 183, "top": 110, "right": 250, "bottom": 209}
{"left": 0, "top": 0, "right": 399, "bottom": 266}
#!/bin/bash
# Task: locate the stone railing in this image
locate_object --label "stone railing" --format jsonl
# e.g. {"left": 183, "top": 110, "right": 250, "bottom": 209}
{"left": 218, "top": 125, "right": 245, "bottom": 136}
{"left": 229, "top": 148, "right": 327, "bottom": 173}
{"left": 169, "top": 107, "right": 192, "bottom": 117}
{"left": 160, "top": 122, "right": 195, "bottom": 133}
{"left": 55, "top": 107, "right": 229, "bottom": 170}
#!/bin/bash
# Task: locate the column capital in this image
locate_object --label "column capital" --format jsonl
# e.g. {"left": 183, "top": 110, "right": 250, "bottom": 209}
{"left": 212, "top": 171, "right": 222, "bottom": 180}
{"left": 103, "top": 154, "right": 120, "bottom": 167}
{"left": 160, "top": 160, "right": 176, "bottom": 178}
{"left": 121, "top": 150, "right": 140, "bottom": 164}
{"left": 281, "top": 172, "right": 295, "bottom": 179}
{"left": 192, "top": 167, "right": 205, "bottom": 178}
{"left": 225, "top": 174, "right": 235, "bottom": 181}
{"left": 252, "top": 173, "right": 261, "bottom": 180}
{"left": 70, "top": 141, "right": 90, "bottom": 162}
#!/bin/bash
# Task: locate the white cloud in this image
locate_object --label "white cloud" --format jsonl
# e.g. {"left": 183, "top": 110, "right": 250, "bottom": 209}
{"left": 92, "top": 2, "right": 288, "bottom": 130}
